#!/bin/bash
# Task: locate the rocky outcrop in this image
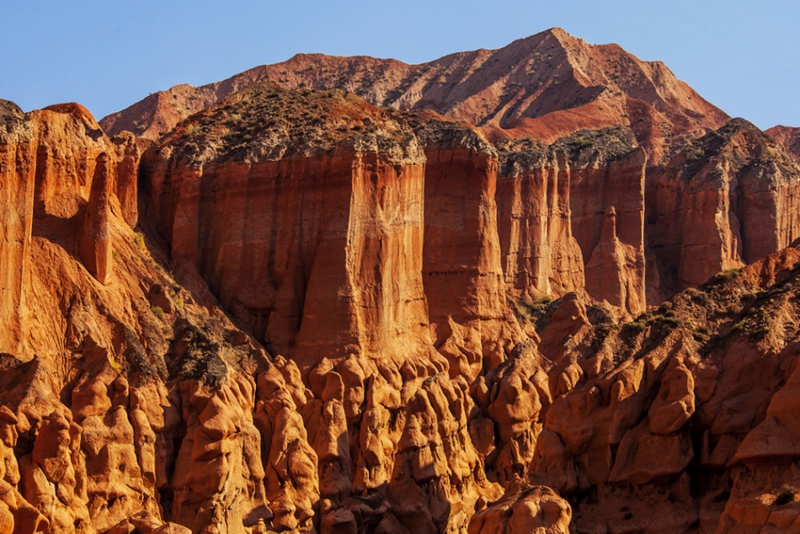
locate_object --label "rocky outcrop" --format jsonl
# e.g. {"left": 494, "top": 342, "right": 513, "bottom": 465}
{"left": 407, "top": 115, "right": 525, "bottom": 379}
{"left": 647, "top": 119, "right": 800, "bottom": 299}
{"left": 141, "top": 85, "right": 654, "bottom": 376}
{"left": 0, "top": 100, "right": 36, "bottom": 357}
{"left": 3, "top": 69, "right": 800, "bottom": 534}
{"left": 522, "top": 245, "right": 800, "bottom": 533}
{"left": 99, "top": 30, "right": 800, "bottom": 318}
{"left": 0, "top": 100, "right": 143, "bottom": 356}
{"left": 767, "top": 124, "right": 800, "bottom": 160}
{"left": 141, "top": 84, "right": 452, "bottom": 374}
{"left": 496, "top": 139, "right": 586, "bottom": 300}
{"left": 468, "top": 481, "right": 571, "bottom": 534}
{"left": 100, "top": 28, "right": 728, "bottom": 163}
{"left": 0, "top": 94, "right": 280, "bottom": 533}
{"left": 497, "top": 127, "right": 647, "bottom": 317}
{"left": 79, "top": 152, "right": 112, "bottom": 284}
{"left": 131, "top": 83, "right": 800, "bottom": 533}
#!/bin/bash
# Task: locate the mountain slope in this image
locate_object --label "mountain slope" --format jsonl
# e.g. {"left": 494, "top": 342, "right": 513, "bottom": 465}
{"left": 767, "top": 124, "right": 800, "bottom": 160}
{"left": 100, "top": 28, "right": 728, "bottom": 163}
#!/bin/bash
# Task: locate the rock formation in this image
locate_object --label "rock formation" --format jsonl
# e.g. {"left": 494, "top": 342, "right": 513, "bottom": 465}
{"left": 1, "top": 31, "right": 800, "bottom": 534}
{"left": 100, "top": 28, "right": 800, "bottom": 310}
{"left": 767, "top": 124, "right": 800, "bottom": 160}
{"left": 100, "top": 28, "right": 728, "bottom": 163}
{"left": 0, "top": 100, "right": 141, "bottom": 356}
{"left": 0, "top": 99, "right": 35, "bottom": 357}
{"left": 647, "top": 119, "right": 800, "bottom": 299}
{"left": 497, "top": 127, "right": 647, "bottom": 316}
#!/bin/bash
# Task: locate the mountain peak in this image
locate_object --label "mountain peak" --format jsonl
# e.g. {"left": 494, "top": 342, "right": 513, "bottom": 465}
{"left": 100, "top": 31, "right": 728, "bottom": 162}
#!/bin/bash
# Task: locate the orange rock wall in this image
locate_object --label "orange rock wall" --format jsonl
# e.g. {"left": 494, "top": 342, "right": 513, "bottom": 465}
{"left": 5, "top": 90, "right": 800, "bottom": 534}
{"left": 497, "top": 151, "right": 585, "bottom": 299}
{"left": 572, "top": 148, "right": 647, "bottom": 315}
{"left": 422, "top": 147, "right": 522, "bottom": 379}
{"left": 647, "top": 120, "right": 800, "bottom": 297}
{"left": 0, "top": 101, "right": 36, "bottom": 356}
{"left": 0, "top": 102, "right": 141, "bottom": 356}
{"left": 144, "top": 149, "right": 438, "bottom": 370}
{"left": 497, "top": 138, "right": 647, "bottom": 317}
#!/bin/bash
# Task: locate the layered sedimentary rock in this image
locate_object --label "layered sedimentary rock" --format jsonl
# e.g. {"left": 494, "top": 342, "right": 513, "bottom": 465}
{"left": 496, "top": 139, "right": 586, "bottom": 299}
{"left": 98, "top": 29, "right": 800, "bottom": 317}
{"left": 3, "top": 66, "right": 800, "bottom": 534}
{"left": 496, "top": 127, "right": 647, "bottom": 316}
{"left": 398, "top": 114, "right": 524, "bottom": 379}
{"left": 647, "top": 118, "right": 800, "bottom": 299}
{"left": 0, "top": 100, "right": 36, "bottom": 357}
{"left": 138, "top": 85, "right": 525, "bottom": 529}
{"left": 132, "top": 84, "right": 800, "bottom": 533}
{"left": 0, "top": 100, "right": 184, "bottom": 532}
{"left": 133, "top": 81, "right": 797, "bottom": 322}
{"left": 141, "top": 84, "right": 653, "bottom": 382}
{"left": 0, "top": 100, "right": 141, "bottom": 356}
{"left": 142, "top": 84, "right": 451, "bottom": 372}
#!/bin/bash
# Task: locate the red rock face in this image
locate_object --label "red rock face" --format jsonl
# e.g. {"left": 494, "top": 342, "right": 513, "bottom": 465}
{"left": 647, "top": 119, "right": 800, "bottom": 298}
{"left": 0, "top": 100, "right": 179, "bottom": 532}
{"left": 126, "top": 77, "right": 800, "bottom": 318}
{"left": 420, "top": 143, "right": 522, "bottom": 379}
{"left": 2, "top": 72, "right": 800, "bottom": 534}
{"left": 496, "top": 128, "right": 647, "bottom": 317}
{"left": 0, "top": 100, "right": 36, "bottom": 356}
{"left": 497, "top": 148, "right": 586, "bottom": 299}
{"left": 79, "top": 152, "right": 112, "bottom": 284}
{"left": 767, "top": 124, "right": 800, "bottom": 160}
{"left": 560, "top": 135, "right": 646, "bottom": 316}
{"left": 142, "top": 86, "right": 447, "bottom": 376}
{"left": 0, "top": 100, "right": 141, "bottom": 355}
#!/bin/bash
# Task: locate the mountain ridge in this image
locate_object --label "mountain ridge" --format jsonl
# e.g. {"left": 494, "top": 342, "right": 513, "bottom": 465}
{"left": 100, "top": 28, "right": 728, "bottom": 164}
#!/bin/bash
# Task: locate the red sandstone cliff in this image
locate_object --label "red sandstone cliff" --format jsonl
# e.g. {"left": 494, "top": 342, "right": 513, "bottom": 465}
{"left": 497, "top": 127, "right": 647, "bottom": 317}
{"left": 131, "top": 85, "right": 800, "bottom": 532}
{"left": 647, "top": 119, "right": 800, "bottom": 300}
{"left": 0, "top": 100, "right": 142, "bottom": 356}
{"left": 0, "top": 57, "right": 799, "bottom": 534}
{"left": 99, "top": 28, "right": 800, "bottom": 312}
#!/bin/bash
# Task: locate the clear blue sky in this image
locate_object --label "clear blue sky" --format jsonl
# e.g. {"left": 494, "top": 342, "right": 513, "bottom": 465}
{"left": 1, "top": 0, "right": 798, "bottom": 129}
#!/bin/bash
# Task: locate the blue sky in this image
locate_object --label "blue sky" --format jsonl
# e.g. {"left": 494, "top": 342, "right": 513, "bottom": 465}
{"left": 1, "top": 0, "right": 798, "bottom": 129}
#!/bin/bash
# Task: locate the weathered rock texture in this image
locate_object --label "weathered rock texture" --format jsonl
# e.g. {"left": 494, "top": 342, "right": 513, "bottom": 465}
{"left": 468, "top": 481, "right": 571, "bottom": 534}
{"left": 497, "top": 127, "right": 647, "bottom": 316}
{"left": 98, "top": 29, "right": 800, "bottom": 310}
{"left": 767, "top": 124, "right": 800, "bottom": 160}
{"left": 142, "top": 84, "right": 468, "bottom": 373}
{"left": 100, "top": 28, "right": 728, "bottom": 163}
{"left": 0, "top": 100, "right": 142, "bottom": 356}
{"left": 647, "top": 119, "right": 800, "bottom": 299}
{"left": 137, "top": 85, "right": 800, "bottom": 533}
{"left": 100, "top": 28, "right": 800, "bottom": 307}
{"left": 1, "top": 39, "right": 800, "bottom": 534}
